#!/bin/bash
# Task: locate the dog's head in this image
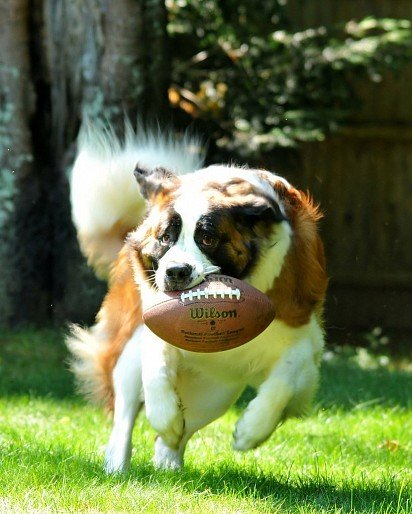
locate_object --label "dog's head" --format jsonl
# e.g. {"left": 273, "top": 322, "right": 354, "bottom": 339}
{"left": 128, "top": 164, "right": 299, "bottom": 293}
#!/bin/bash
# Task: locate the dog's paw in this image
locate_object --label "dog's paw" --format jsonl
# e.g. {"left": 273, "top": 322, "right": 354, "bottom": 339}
{"left": 153, "top": 436, "right": 183, "bottom": 471}
{"left": 233, "top": 421, "right": 267, "bottom": 452}
{"left": 232, "top": 404, "right": 280, "bottom": 452}
{"left": 146, "top": 395, "right": 184, "bottom": 449}
{"left": 104, "top": 443, "right": 131, "bottom": 474}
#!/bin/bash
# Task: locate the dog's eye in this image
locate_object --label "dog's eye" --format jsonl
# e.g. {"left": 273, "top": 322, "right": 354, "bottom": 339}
{"left": 160, "top": 233, "right": 171, "bottom": 246}
{"left": 201, "top": 234, "right": 217, "bottom": 247}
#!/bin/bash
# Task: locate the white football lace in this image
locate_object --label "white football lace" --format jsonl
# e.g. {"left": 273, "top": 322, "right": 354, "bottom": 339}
{"left": 180, "top": 287, "right": 241, "bottom": 303}
{"left": 203, "top": 265, "right": 221, "bottom": 275}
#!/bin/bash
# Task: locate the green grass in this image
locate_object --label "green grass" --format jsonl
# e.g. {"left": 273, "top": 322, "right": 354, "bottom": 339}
{"left": 0, "top": 329, "right": 411, "bottom": 513}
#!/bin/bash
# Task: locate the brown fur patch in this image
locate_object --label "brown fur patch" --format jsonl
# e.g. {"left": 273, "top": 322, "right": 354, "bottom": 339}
{"left": 204, "top": 178, "right": 264, "bottom": 210}
{"left": 204, "top": 178, "right": 255, "bottom": 198}
{"left": 267, "top": 181, "right": 328, "bottom": 327}
{"left": 218, "top": 216, "right": 253, "bottom": 275}
{"left": 94, "top": 245, "right": 143, "bottom": 411}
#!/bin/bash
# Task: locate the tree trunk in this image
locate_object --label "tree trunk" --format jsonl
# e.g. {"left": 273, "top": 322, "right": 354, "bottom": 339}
{"left": 0, "top": 0, "right": 170, "bottom": 327}
{"left": 0, "top": 1, "right": 52, "bottom": 326}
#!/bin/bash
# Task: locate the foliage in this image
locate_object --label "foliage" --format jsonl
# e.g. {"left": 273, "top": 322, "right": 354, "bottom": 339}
{"left": 0, "top": 329, "right": 411, "bottom": 512}
{"left": 167, "top": 1, "right": 412, "bottom": 157}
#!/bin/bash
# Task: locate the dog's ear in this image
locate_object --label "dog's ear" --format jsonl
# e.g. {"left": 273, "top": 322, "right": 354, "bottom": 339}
{"left": 230, "top": 198, "right": 286, "bottom": 227}
{"left": 271, "top": 179, "right": 323, "bottom": 222}
{"left": 134, "top": 164, "right": 179, "bottom": 201}
{"left": 257, "top": 171, "right": 308, "bottom": 221}
{"left": 241, "top": 199, "right": 286, "bottom": 224}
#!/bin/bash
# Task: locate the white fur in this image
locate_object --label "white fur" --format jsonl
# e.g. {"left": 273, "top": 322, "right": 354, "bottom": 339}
{"left": 66, "top": 324, "right": 108, "bottom": 402}
{"left": 70, "top": 123, "right": 204, "bottom": 261}
{"left": 141, "top": 327, "right": 184, "bottom": 449}
{"left": 247, "top": 221, "right": 292, "bottom": 292}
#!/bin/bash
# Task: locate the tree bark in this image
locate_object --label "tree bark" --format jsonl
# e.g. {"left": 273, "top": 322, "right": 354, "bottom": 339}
{"left": 0, "top": 0, "right": 170, "bottom": 327}
{"left": 0, "top": 1, "right": 52, "bottom": 326}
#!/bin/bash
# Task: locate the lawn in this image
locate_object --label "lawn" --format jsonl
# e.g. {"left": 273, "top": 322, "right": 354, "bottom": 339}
{"left": 0, "top": 329, "right": 410, "bottom": 513}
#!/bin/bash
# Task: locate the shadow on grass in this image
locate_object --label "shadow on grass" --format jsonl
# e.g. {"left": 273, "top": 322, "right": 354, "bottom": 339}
{"left": 1, "top": 328, "right": 411, "bottom": 410}
{"left": 170, "top": 465, "right": 408, "bottom": 513}
{"left": 3, "top": 444, "right": 409, "bottom": 512}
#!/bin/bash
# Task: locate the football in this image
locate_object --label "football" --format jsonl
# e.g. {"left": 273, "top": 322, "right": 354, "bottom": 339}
{"left": 143, "top": 274, "right": 275, "bottom": 352}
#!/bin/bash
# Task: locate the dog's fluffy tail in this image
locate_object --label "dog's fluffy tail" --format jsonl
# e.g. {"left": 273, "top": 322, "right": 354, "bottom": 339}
{"left": 71, "top": 121, "right": 204, "bottom": 279}
{"left": 66, "top": 324, "right": 110, "bottom": 405}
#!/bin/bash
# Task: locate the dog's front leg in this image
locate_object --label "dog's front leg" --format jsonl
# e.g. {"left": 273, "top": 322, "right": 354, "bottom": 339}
{"left": 141, "top": 327, "right": 184, "bottom": 449}
{"left": 233, "top": 339, "right": 318, "bottom": 451}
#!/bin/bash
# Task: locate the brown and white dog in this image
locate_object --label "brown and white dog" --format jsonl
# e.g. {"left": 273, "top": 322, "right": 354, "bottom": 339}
{"left": 67, "top": 124, "right": 327, "bottom": 473}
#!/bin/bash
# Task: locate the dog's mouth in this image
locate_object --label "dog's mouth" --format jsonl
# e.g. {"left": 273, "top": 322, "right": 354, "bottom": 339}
{"left": 163, "top": 280, "right": 195, "bottom": 292}
{"left": 162, "top": 273, "right": 203, "bottom": 292}
{"left": 158, "top": 264, "right": 221, "bottom": 292}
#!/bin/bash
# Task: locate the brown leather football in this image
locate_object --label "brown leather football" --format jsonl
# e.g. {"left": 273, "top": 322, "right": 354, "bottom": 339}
{"left": 143, "top": 274, "right": 275, "bottom": 352}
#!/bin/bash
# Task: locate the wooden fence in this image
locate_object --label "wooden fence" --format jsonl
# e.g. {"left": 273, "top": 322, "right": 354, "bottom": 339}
{"left": 287, "top": 0, "right": 412, "bottom": 330}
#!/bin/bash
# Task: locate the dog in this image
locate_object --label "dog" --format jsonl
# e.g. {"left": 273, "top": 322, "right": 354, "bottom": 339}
{"left": 67, "top": 123, "right": 327, "bottom": 473}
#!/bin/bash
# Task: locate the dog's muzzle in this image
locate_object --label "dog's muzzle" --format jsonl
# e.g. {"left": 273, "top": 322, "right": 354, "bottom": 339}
{"left": 164, "top": 262, "right": 194, "bottom": 291}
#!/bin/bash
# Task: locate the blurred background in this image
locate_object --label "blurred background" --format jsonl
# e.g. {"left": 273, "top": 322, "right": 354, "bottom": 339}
{"left": 0, "top": 0, "right": 411, "bottom": 350}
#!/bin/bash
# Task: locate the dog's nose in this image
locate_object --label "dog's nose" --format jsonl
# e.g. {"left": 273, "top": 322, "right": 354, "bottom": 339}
{"left": 165, "top": 263, "right": 193, "bottom": 281}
